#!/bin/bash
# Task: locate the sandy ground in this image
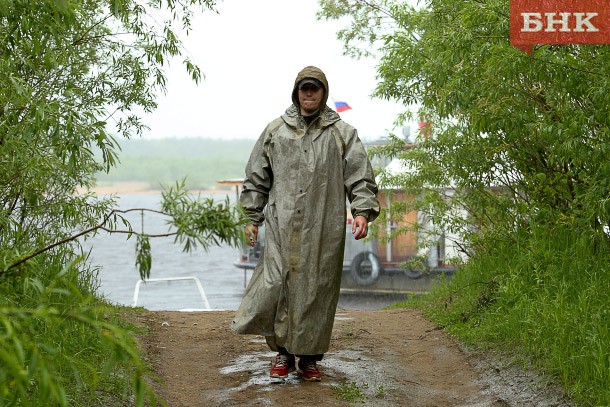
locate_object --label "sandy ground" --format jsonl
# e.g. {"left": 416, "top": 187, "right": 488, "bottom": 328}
{"left": 79, "top": 181, "right": 233, "bottom": 196}
{"left": 77, "top": 181, "right": 157, "bottom": 196}
{"left": 135, "top": 309, "right": 573, "bottom": 407}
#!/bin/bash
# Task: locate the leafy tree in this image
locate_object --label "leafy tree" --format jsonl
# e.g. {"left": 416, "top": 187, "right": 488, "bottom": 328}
{"left": 319, "top": 0, "right": 610, "bottom": 404}
{"left": 0, "top": 0, "right": 246, "bottom": 404}
{"left": 319, "top": 0, "right": 610, "bottom": 258}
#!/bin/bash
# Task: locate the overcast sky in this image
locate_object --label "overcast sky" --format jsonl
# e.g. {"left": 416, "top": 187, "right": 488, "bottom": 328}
{"left": 140, "top": 0, "right": 411, "bottom": 142}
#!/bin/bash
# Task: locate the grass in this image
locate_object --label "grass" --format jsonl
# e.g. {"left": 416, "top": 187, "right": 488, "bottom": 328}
{"left": 332, "top": 381, "right": 366, "bottom": 404}
{"left": 331, "top": 380, "right": 386, "bottom": 405}
{"left": 0, "top": 251, "right": 157, "bottom": 406}
{"left": 399, "top": 223, "right": 610, "bottom": 406}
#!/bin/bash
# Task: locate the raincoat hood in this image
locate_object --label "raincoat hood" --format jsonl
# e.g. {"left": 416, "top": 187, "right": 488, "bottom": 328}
{"left": 291, "top": 66, "right": 329, "bottom": 111}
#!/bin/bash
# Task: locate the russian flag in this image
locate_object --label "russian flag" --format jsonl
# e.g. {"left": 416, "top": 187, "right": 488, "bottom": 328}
{"left": 334, "top": 101, "right": 352, "bottom": 112}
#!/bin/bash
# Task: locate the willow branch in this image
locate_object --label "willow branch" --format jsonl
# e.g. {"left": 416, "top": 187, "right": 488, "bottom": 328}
{"left": 2, "top": 207, "right": 171, "bottom": 274}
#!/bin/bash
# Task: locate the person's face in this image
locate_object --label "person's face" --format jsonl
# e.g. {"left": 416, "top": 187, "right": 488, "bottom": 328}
{"left": 298, "top": 84, "right": 324, "bottom": 116}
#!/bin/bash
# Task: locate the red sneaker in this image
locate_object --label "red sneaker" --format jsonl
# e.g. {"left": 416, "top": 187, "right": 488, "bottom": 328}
{"left": 298, "top": 359, "right": 322, "bottom": 382}
{"left": 269, "top": 354, "right": 295, "bottom": 378}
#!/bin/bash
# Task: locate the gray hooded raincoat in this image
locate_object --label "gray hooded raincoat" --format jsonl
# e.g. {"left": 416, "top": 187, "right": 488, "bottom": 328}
{"left": 231, "top": 66, "right": 380, "bottom": 356}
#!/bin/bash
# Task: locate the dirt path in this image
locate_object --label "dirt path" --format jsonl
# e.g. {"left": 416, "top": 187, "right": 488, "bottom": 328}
{"left": 136, "top": 308, "right": 572, "bottom": 406}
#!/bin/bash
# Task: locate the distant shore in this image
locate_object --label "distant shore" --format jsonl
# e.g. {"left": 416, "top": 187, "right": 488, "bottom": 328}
{"left": 79, "top": 181, "right": 235, "bottom": 196}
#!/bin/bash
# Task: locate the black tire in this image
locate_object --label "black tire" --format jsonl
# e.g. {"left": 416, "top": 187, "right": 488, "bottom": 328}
{"left": 402, "top": 267, "right": 424, "bottom": 279}
{"left": 350, "top": 251, "right": 382, "bottom": 286}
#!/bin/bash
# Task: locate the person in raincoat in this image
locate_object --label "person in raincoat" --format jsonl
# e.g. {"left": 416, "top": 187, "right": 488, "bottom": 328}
{"left": 231, "top": 66, "right": 380, "bottom": 382}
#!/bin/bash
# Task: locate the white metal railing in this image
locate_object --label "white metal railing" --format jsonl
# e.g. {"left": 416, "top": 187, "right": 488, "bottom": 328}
{"left": 132, "top": 276, "right": 211, "bottom": 310}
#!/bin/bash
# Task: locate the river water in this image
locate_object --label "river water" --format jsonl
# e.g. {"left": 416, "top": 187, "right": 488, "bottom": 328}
{"left": 81, "top": 194, "right": 247, "bottom": 311}
{"left": 84, "top": 194, "right": 406, "bottom": 311}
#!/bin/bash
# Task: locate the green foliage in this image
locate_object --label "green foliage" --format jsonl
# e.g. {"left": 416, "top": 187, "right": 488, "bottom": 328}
{"left": 160, "top": 180, "right": 248, "bottom": 252}
{"left": 319, "top": 0, "right": 610, "bottom": 404}
{"left": 135, "top": 235, "right": 152, "bottom": 280}
{"left": 0, "top": 0, "right": 245, "bottom": 404}
{"left": 331, "top": 380, "right": 366, "bottom": 404}
{"left": 331, "top": 380, "right": 386, "bottom": 405}
{"left": 0, "top": 251, "right": 157, "bottom": 406}
{"left": 1, "top": 0, "right": 219, "bottom": 273}
{"left": 320, "top": 0, "right": 610, "bottom": 253}
{"left": 420, "top": 221, "right": 610, "bottom": 405}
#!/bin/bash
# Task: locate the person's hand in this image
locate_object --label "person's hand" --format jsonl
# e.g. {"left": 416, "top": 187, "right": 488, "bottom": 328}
{"left": 352, "top": 215, "right": 368, "bottom": 240}
{"left": 245, "top": 224, "right": 259, "bottom": 247}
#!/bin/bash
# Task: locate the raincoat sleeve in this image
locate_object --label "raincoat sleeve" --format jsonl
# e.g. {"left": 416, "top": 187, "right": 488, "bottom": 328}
{"left": 343, "top": 129, "right": 380, "bottom": 223}
{"left": 240, "top": 128, "right": 273, "bottom": 225}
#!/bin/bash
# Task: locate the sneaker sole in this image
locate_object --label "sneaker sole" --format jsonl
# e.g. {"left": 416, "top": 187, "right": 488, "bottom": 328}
{"left": 298, "top": 369, "right": 321, "bottom": 382}
{"left": 301, "top": 375, "right": 321, "bottom": 382}
{"left": 269, "top": 367, "right": 295, "bottom": 379}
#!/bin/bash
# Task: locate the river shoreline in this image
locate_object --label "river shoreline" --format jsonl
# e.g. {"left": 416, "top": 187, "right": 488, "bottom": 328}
{"left": 79, "top": 181, "right": 234, "bottom": 197}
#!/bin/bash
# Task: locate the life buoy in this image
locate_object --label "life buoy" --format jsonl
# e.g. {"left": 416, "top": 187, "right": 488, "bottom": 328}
{"left": 402, "top": 267, "right": 424, "bottom": 279}
{"left": 350, "top": 251, "right": 382, "bottom": 286}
